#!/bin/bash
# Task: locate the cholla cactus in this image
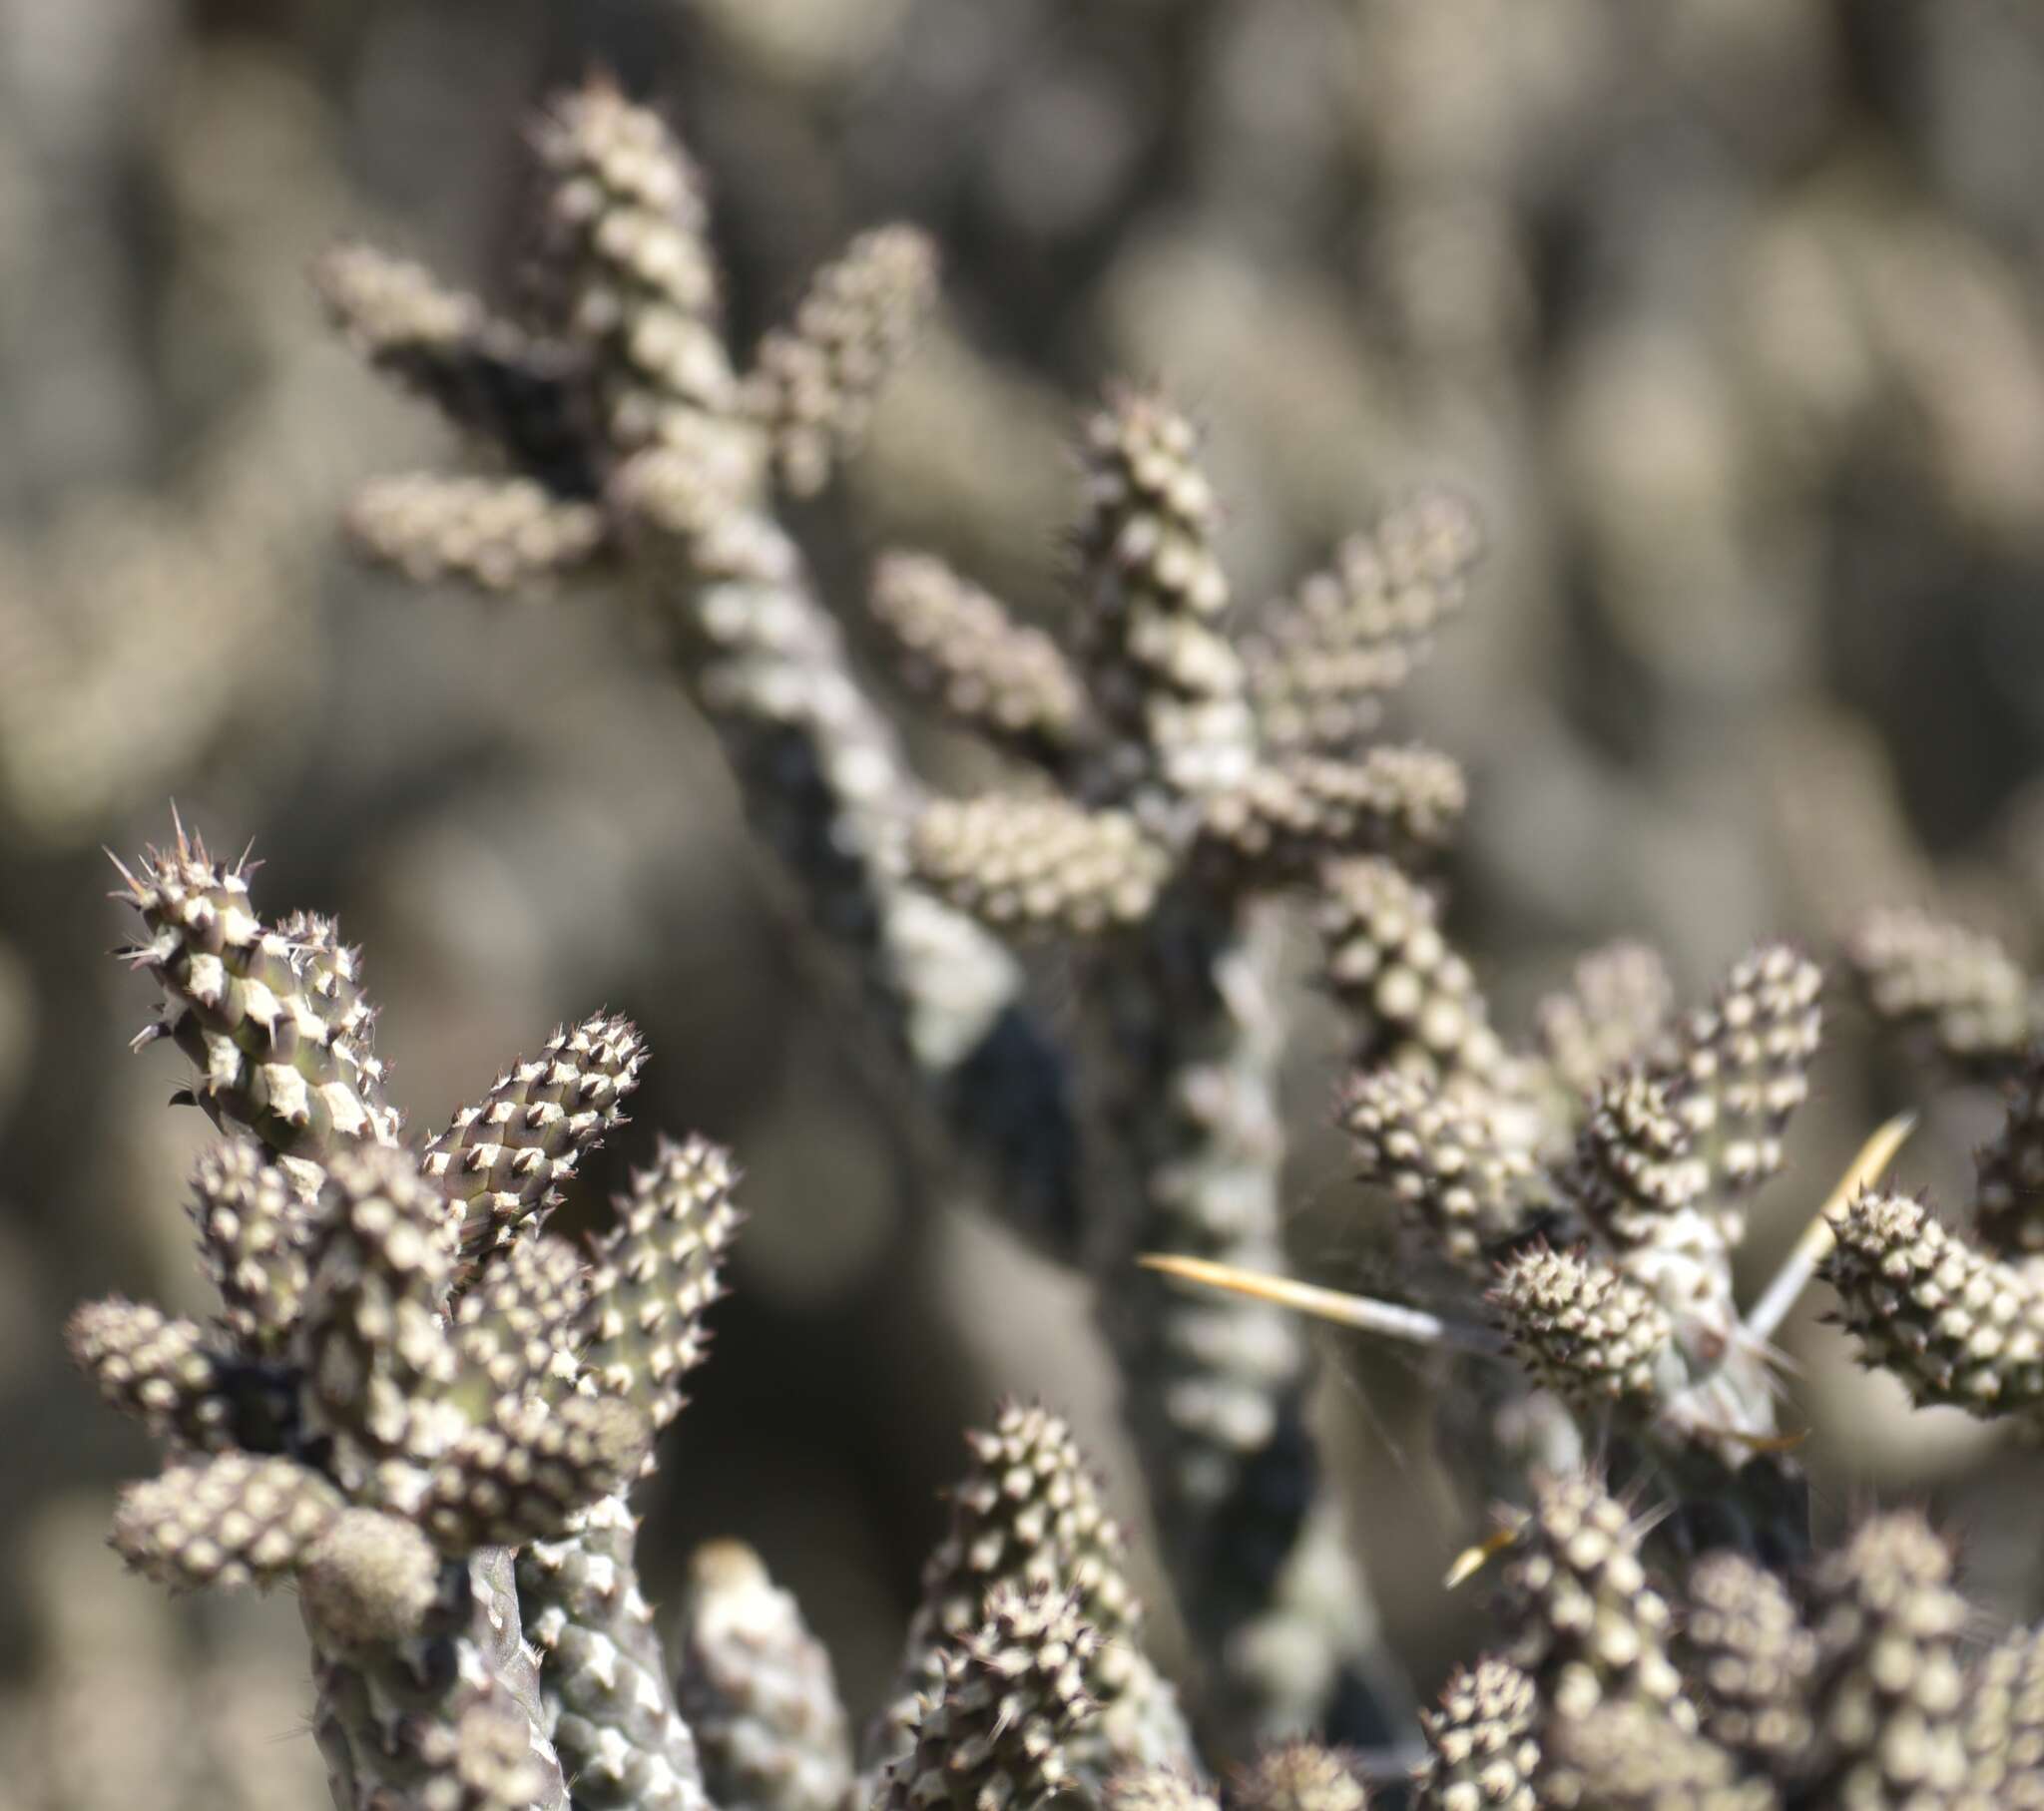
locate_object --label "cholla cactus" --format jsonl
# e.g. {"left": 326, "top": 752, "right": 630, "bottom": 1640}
{"left": 324, "top": 75, "right": 1477, "bottom": 1755}
{"left": 867, "top": 1402, "right": 1194, "bottom": 1790}
{"left": 1822, "top": 1188, "right": 2044, "bottom": 1421}
{"left": 1238, "top": 489, "right": 1483, "bottom": 755}
{"left": 1297, "top": 931, "right": 1828, "bottom": 1557}
{"left": 1464, "top": 1496, "right": 2040, "bottom": 1809}
{"left": 1231, "top": 1742, "right": 1370, "bottom": 1811}
{"left": 59, "top": 51, "right": 2044, "bottom": 1811}
{"left": 70, "top": 816, "right": 754, "bottom": 1811}
{"left": 1844, "top": 906, "right": 2038, "bottom": 1081}
{"left": 320, "top": 81, "right": 1078, "bottom": 1272}
{"left": 673, "top": 1541, "right": 854, "bottom": 1811}
{"left": 1412, "top": 1658, "right": 1540, "bottom": 1811}
{"left": 1494, "top": 1473, "right": 1694, "bottom": 1740}
{"left": 874, "top": 1584, "right": 1101, "bottom": 1811}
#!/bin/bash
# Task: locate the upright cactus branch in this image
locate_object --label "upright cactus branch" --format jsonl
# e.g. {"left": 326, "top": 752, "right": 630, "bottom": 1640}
{"left": 868, "top": 1401, "right": 1196, "bottom": 1789}
{"left": 71, "top": 816, "right": 778, "bottom": 1811}
{"left": 319, "top": 83, "right": 1083, "bottom": 1262}
{"left": 674, "top": 1541, "right": 855, "bottom": 1811}
{"left": 322, "top": 83, "right": 1454, "bottom": 1755}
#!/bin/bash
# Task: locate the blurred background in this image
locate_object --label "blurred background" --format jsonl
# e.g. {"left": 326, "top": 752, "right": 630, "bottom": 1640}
{"left": 4, "top": 1, "right": 2044, "bottom": 1803}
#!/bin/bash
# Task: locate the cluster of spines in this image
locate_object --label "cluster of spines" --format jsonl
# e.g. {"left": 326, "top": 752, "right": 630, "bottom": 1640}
{"left": 1675, "top": 1553, "right": 1815, "bottom": 1770}
{"left": 1229, "top": 1744, "right": 1370, "bottom": 1811}
{"left": 1340, "top": 1067, "right": 1544, "bottom": 1274}
{"left": 1104, "top": 1768, "right": 1221, "bottom": 1811}
{"left": 1324, "top": 911, "right": 1825, "bottom": 1515}
{"left": 1496, "top": 1473, "right": 1693, "bottom": 1740}
{"left": 116, "top": 821, "right": 401, "bottom": 1169}
{"left": 1565, "top": 1070, "right": 1711, "bottom": 1250}
{"left": 1489, "top": 1247, "right": 1681, "bottom": 1418}
{"left": 1412, "top": 1657, "right": 1540, "bottom": 1811}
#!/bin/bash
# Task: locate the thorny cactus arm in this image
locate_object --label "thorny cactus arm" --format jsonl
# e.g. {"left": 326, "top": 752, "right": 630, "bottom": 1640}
{"left": 1316, "top": 857, "right": 1509, "bottom": 1087}
{"left": 1230, "top": 1743, "right": 1370, "bottom": 1811}
{"left": 866, "top": 552, "right": 1093, "bottom": 769}
{"left": 1410, "top": 1658, "right": 1540, "bottom": 1811}
{"left": 864, "top": 1401, "right": 1196, "bottom": 1791}
{"left": 114, "top": 823, "right": 401, "bottom": 1182}
{"left": 1450, "top": 1500, "right": 1994, "bottom": 1808}
{"left": 873, "top": 1584, "right": 1101, "bottom": 1811}
{"left": 515, "top": 1134, "right": 744, "bottom": 1811}
{"left": 1797, "top": 1513, "right": 1970, "bottom": 1806}
{"left": 1239, "top": 488, "right": 1483, "bottom": 756}
{"left": 1821, "top": 1188, "right": 2044, "bottom": 1420}
{"left": 1055, "top": 388, "right": 1421, "bottom": 1753}
{"left": 423, "top": 1012, "right": 647, "bottom": 1270}
{"left": 741, "top": 225, "right": 940, "bottom": 499}
{"left": 910, "top": 795, "right": 1171, "bottom": 938}
{"left": 1963, "top": 1623, "right": 2044, "bottom": 1805}
{"left": 1649, "top": 943, "right": 1822, "bottom": 1216}
{"left": 1674, "top": 1552, "right": 1815, "bottom": 1774}
{"left": 884, "top": 378, "right": 1485, "bottom": 1749}
{"left": 325, "top": 83, "right": 1419, "bottom": 1754}
{"left": 74, "top": 817, "right": 769, "bottom": 1811}
{"left": 1491, "top": 1472, "right": 1695, "bottom": 1805}
{"left": 320, "top": 84, "right": 1083, "bottom": 1261}
{"left": 348, "top": 473, "right": 610, "bottom": 595}
{"left": 673, "top": 1541, "right": 855, "bottom": 1811}
{"left": 1843, "top": 904, "right": 2040, "bottom": 1082}
{"left": 1530, "top": 942, "right": 1675, "bottom": 1106}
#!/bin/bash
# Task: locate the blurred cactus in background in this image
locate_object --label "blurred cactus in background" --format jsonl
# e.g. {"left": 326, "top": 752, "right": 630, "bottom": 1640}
{"left": 12, "top": 2, "right": 2044, "bottom": 1808}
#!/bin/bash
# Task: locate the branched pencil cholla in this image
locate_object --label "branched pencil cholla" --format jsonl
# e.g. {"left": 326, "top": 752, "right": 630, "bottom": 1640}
{"left": 60, "top": 72, "right": 2044, "bottom": 1811}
